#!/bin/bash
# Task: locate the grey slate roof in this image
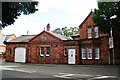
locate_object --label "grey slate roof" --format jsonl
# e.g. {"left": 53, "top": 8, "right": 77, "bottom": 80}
{"left": 4, "top": 34, "right": 14, "bottom": 42}
{"left": 7, "top": 31, "right": 72, "bottom": 43}
{"left": 8, "top": 35, "right": 35, "bottom": 43}
{"left": 0, "top": 34, "right": 16, "bottom": 45}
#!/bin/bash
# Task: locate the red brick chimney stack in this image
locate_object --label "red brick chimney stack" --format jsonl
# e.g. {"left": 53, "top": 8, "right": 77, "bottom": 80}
{"left": 46, "top": 23, "right": 50, "bottom": 31}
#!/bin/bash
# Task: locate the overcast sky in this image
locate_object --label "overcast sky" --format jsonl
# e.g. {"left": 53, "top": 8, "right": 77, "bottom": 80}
{"left": 2, "top": 0, "right": 98, "bottom": 37}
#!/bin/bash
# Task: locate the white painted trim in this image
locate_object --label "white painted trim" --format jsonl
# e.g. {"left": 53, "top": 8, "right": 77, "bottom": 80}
{"left": 68, "top": 49, "right": 76, "bottom": 64}
{"left": 82, "top": 48, "right": 86, "bottom": 59}
{"left": 88, "top": 48, "right": 92, "bottom": 59}
{"left": 95, "top": 48, "right": 100, "bottom": 59}
{"left": 40, "top": 47, "right": 44, "bottom": 57}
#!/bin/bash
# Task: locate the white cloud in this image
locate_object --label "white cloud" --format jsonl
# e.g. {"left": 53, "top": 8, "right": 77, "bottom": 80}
{"left": 38, "top": 0, "right": 97, "bottom": 13}
{"left": 37, "top": 0, "right": 98, "bottom": 26}
{"left": 2, "top": 15, "right": 42, "bottom": 36}
{"left": 2, "top": 0, "right": 98, "bottom": 37}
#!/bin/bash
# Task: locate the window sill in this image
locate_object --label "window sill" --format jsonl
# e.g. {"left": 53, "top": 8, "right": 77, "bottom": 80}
{"left": 46, "top": 55, "right": 50, "bottom": 57}
{"left": 94, "top": 36, "right": 99, "bottom": 38}
{"left": 88, "top": 58, "right": 92, "bottom": 60}
{"left": 81, "top": 59, "right": 100, "bottom": 60}
{"left": 82, "top": 58, "right": 86, "bottom": 59}
{"left": 95, "top": 58, "right": 100, "bottom": 60}
{"left": 88, "top": 37, "right": 92, "bottom": 39}
{"left": 40, "top": 55, "right": 44, "bottom": 57}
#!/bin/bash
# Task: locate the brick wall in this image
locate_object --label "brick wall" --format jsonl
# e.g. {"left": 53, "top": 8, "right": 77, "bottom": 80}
{"left": 28, "top": 43, "right": 67, "bottom": 64}
{"left": 28, "top": 31, "right": 66, "bottom": 64}
{"left": 5, "top": 43, "right": 28, "bottom": 62}
{"left": 78, "top": 12, "right": 109, "bottom": 64}
{"left": 5, "top": 30, "right": 81, "bottom": 64}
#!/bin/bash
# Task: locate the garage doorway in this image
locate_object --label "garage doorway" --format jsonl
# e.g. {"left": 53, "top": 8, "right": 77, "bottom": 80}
{"left": 15, "top": 47, "right": 26, "bottom": 63}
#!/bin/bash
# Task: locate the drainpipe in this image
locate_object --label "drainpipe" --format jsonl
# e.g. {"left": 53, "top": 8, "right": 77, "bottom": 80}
{"left": 110, "top": 27, "right": 115, "bottom": 65}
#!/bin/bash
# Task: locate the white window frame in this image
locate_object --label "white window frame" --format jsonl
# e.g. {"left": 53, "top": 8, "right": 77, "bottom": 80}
{"left": 88, "top": 27, "right": 92, "bottom": 38}
{"left": 88, "top": 48, "right": 92, "bottom": 59}
{"left": 46, "top": 47, "right": 50, "bottom": 57}
{"left": 94, "top": 26, "right": 99, "bottom": 38}
{"left": 64, "top": 48, "right": 67, "bottom": 56}
{"left": 40, "top": 47, "right": 44, "bottom": 56}
{"left": 82, "top": 48, "right": 86, "bottom": 59}
{"left": 95, "top": 47, "right": 100, "bottom": 59}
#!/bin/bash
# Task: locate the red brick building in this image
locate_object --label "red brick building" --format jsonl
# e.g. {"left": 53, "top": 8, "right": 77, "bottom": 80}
{"left": 5, "top": 12, "right": 120, "bottom": 65}
{"left": 5, "top": 24, "right": 80, "bottom": 64}
{"left": 77, "top": 11, "right": 109, "bottom": 64}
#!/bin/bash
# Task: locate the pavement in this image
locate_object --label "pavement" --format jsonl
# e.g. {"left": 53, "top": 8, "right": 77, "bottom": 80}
{"left": 2, "top": 59, "right": 120, "bottom": 68}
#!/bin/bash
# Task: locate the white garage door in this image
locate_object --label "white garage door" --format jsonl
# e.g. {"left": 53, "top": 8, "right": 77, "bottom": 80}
{"left": 15, "top": 47, "right": 26, "bottom": 63}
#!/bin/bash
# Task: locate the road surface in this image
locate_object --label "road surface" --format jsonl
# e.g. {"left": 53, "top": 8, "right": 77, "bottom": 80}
{"left": 1, "top": 60, "right": 120, "bottom": 80}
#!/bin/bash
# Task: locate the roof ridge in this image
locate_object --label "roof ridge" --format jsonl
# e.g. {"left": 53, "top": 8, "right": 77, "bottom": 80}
{"left": 6, "top": 35, "right": 36, "bottom": 43}
{"left": 21, "top": 35, "right": 36, "bottom": 36}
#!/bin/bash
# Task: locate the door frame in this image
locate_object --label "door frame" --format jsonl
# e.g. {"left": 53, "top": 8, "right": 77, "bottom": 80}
{"left": 14, "top": 47, "right": 26, "bottom": 63}
{"left": 68, "top": 48, "right": 76, "bottom": 64}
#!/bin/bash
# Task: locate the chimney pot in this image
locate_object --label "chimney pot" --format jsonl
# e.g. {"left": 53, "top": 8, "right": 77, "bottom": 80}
{"left": 46, "top": 23, "right": 50, "bottom": 31}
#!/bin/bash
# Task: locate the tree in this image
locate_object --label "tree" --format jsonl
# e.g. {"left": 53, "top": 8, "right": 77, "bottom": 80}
{"left": 53, "top": 27, "right": 79, "bottom": 36}
{"left": 52, "top": 28, "right": 62, "bottom": 35}
{"left": 92, "top": 1, "right": 120, "bottom": 64}
{"left": 1, "top": 2, "right": 38, "bottom": 29}
{"left": 62, "top": 27, "right": 68, "bottom": 36}
{"left": 92, "top": 1, "right": 120, "bottom": 35}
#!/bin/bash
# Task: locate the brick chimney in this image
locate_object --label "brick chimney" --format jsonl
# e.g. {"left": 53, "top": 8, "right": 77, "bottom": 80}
{"left": 46, "top": 23, "right": 50, "bottom": 31}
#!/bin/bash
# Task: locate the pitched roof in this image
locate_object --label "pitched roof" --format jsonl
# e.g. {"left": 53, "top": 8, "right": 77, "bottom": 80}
{"left": 46, "top": 31, "right": 73, "bottom": 40}
{"left": 0, "top": 34, "right": 16, "bottom": 46}
{"left": 6, "top": 30, "right": 72, "bottom": 43}
{"left": 79, "top": 11, "right": 93, "bottom": 28}
{"left": 4, "top": 34, "right": 16, "bottom": 42}
{"left": 8, "top": 35, "right": 35, "bottom": 43}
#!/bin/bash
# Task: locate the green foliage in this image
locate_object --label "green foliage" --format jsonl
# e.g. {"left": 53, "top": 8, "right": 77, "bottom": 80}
{"left": 53, "top": 27, "right": 79, "bottom": 37}
{"left": 92, "top": 2, "right": 120, "bottom": 35}
{"left": 2, "top": 52, "right": 6, "bottom": 58}
{"left": 2, "top": 2, "right": 38, "bottom": 28}
{"left": 52, "top": 28, "right": 62, "bottom": 35}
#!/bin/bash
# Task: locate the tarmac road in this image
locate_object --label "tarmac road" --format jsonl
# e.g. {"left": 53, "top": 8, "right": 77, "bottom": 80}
{"left": 1, "top": 60, "right": 120, "bottom": 80}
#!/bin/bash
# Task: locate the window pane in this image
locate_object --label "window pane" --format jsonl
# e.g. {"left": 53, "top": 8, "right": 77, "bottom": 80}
{"left": 88, "top": 48, "right": 92, "bottom": 59}
{"left": 94, "top": 27, "right": 98, "bottom": 32}
{"left": 46, "top": 47, "right": 50, "bottom": 56}
{"left": 40, "top": 47, "right": 44, "bottom": 56}
{"left": 94, "top": 26, "right": 98, "bottom": 38}
{"left": 88, "top": 27, "right": 92, "bottom": 38}
{"left": 82, "top": 48, "right": 86, "bottom": 59}
{"left": 95, "top": 48, "right": 99, "bottom": 59}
